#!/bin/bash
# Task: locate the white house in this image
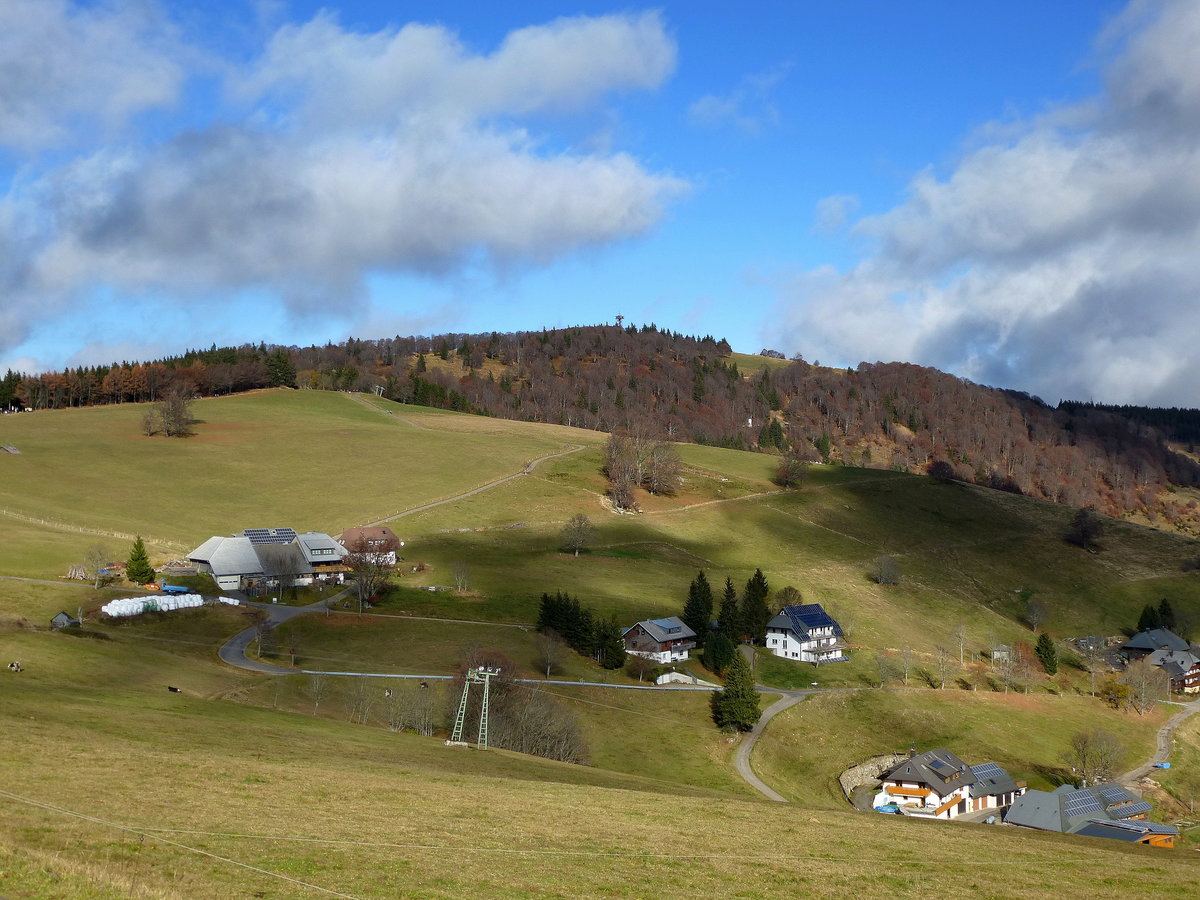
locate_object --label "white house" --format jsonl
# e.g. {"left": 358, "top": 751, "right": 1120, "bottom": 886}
{"left": 873, "top": 750, "right": 1023, "bottom": 819}
{"left": 622, "top": 617, "right": 697, "bottom": 663}
{"left": 765, "top": 603, "right": 849, "bottom": 663}
{"left": 188, "top": 527, "right": 348, "bottom": 591}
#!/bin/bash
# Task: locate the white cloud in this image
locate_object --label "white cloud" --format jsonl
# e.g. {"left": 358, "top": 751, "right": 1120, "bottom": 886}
{"left": 688, "top": 64, "right": 789, "bottom": 135}
{"left": 0, "top": 0, "right": 185, "bottom": 152}
{"left": 777, "top": 0, "right": 1200, "bottom": 406}
{"left": 0, "top": 6, "right": 685, "bottom": 366}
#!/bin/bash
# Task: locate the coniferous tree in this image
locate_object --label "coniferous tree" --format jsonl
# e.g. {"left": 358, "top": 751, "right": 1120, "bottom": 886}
{"left": 703, "top": 631, "right": 736, "bottom": 676}
{"left": 1158, "top": 598, "right": 1177, "bottom": 632}
{"left": 1035, "top": 633, "right": 1058, "bottom": 675}
{"left": 593, "top": 616, "right": 627, "bottom": 669}
{"left": 739, "top": 569, "right": 771, "bottom": 644}
{"left": 717, "top": 577, "right": 741, "bottom": 639}
{"left": 682, "top": 570, "right": 714, "bottom": 638}
{"left": 126, "top": 535, "right": 155, "bottom": 585}
{"left": 1137, "top": 603, "right": 1162, "bottom": 633}
{"left": 711, "top": 650, "right": 760, "bottom": 731}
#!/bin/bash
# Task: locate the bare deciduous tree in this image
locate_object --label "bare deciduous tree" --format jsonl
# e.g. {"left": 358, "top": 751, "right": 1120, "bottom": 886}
{"left": 536, "top": 629, "right": 568, "bottom": 678}
{"left": 559, "top": 514, "right": 595, "bottom": 557}
{"left": 900, "top": 647, "right": 914, "bottom": 686}
{"left": 1062, "top": 729, "right": 1125, "bottom": 786}
{"left": 1123, "top": 657, "right": 1169, "bottom": 714}
{"left": 307, "top": 672, "right": 330, "bottom": 716}
{"left": 344, "top": 537, "right": 392, "bottom": 614}
{"left": 874, "top": 556, "right": 901, "bottom": 585}
{"left": 85, "top": 544, "right": 113, "bottom": 590}
{"left": 954, "top": 623, "right": 968, "bottom": 666}
{"left": 874, "top": 653, "right": 897, "bottom": 688}
{"left": 451, "top": 561, "right": 470, "bottom": 592}
{"left": 1024, "top": 598, "right": 1046, "bottom": 633}
{"left": 625, "top": 654, "right": 657, "bottom": 683}
{"left": 935, "top": 645, "right": 952, "bottom": 689}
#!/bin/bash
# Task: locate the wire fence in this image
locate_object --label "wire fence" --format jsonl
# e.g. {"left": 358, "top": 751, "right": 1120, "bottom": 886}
{"left": 0, "top": 507, "right": 182, "bottom": 551}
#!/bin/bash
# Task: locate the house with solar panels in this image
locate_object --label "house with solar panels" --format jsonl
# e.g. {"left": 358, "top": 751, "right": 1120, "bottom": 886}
{"left": 622, "top": 616, "right": 698, "bottom": 663}
{"left": 1120, "top": 628, "right": 1200, "bottom": 693}
{"left": 187, "top": 528, "right": 349, "bottom": 591}
{"left": 872, "top": 749, "right": 1025, "bottom": 819}
{"left": 765, "top": 603, "right": 849, "bottom": 663}
{"left": 1004, "top": 783, "right": 1176, "bottom": 848}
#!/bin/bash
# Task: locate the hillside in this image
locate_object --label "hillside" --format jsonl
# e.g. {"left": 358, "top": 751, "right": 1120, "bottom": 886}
{"left": 7, "top": 324, "right": 1200, "bottom": 532}
{"left": 3, "top": 390, "right": 1200, "bottom": 896}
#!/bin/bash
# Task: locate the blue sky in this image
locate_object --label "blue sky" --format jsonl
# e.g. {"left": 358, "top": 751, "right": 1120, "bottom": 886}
{"left": 6, "top": 0, "right": 1200, "bottom": 406}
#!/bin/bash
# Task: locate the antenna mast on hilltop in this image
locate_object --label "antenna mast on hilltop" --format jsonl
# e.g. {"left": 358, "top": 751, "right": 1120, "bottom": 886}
{"left": 446, "top": 666, "right": 501, "bottom": 749}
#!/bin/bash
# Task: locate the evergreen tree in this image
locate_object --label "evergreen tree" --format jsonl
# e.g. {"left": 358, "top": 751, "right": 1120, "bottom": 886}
{"left": 1035, "top": 633, "right": 1058, "bottom": 675}
{"left": 1137, "top": 603, "right": 1162, "bottom": 633}
{"left": 739, "top": 569, "right": 771, "bottom": 645}
{"left": 593, "top": 616, "right": 627, "bottom": 669}
{"left": 717, "top": 577, "right": 741, "bottom": 639}
{"left": 711, "top": 650, "right": 760, "bottom": 731}
{"left": 1158, "top": 598, "right": 1177, "bottom": 632}
{"left": 682, "top": 570, "right": 714, "bottom": 638}
{"left": 126, "top": 536, "right": 154, "bottom": 585}
{"left": 703, "top": 631, "right": 736, "bottom": 676}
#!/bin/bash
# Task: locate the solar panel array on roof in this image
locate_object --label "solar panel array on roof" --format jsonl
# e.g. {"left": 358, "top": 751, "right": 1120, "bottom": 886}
{"left": 971, "top": 763, "right": 1005, "bottom": 781}
{"left": 928, "top": 759, "right": 956, "bottom": 776}
{"left": 1088, "top": 817, "right": 1149, "bottom": 833}
{"left": 244, "top": 528, "right": 297, "bottom": 544}
{"left": 1110, "top": 800, "right": 1153, "bottom": 818}
{"left": 1064, "top": 793, "right": 1105, "bottom": 817}
{"left": 1096, "top": 785, "right": 1132, "bottom": 804}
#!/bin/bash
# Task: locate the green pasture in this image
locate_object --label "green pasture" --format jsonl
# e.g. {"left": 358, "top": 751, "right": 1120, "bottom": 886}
{"left": 0, "top": 389, "right": 584, "bottom": 544}
{"left": 751, "top": 688, "right": 1170, "bottom": 808}
{"left": 3, "top": 614, "right": 1198, "bottom": 899}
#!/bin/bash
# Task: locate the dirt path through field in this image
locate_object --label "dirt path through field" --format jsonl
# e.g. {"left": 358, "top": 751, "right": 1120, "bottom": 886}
{"left": 360, "top": 444, "right": 586, "bottom": 527}
{"left": 1118, "top": 696, "right": 1200, "bottom": 787}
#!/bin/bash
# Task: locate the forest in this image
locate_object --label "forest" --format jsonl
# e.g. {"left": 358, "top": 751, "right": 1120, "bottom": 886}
{"left": 5, "top": 323, "right": 1200, "bottom": 531}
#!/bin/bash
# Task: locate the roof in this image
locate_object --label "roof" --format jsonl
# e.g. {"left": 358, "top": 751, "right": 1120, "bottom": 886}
{"left": 188, "top": 535, "right": 263, "bottom": 579}
{"left": 881, "top": 749, "right": 974, "bottom": 795}
{"left": 1122, "top": 628, "right": 1189, "bottom": 653}
{"left": 968, "top": 762, "right": 1019, "bottom": 799}
{"left": 187, "top": 530, "right": 344, "bottom": 579}
{"left": 1075, "top": 819, "right": 1178, "bottom": 842}
{"left": 1006, "top": 784, "right": 1170, "bottom": 835}
{"left": 295, "top": 532, "right": 348, "bottom": 563}
{"left": 339, "top": 526, "right": 401, "bottom": 550}
{"left": 623, "top": 616, "right": 697, "bottom": 643}
{"left": 51, "top": 611, "right": 79, "bottom": 626}
{"left": 768, "top": 604, "right": 843, "bottom": 640}
{"left": 1147, "top": 647, "right": 1200, "bottom": 677}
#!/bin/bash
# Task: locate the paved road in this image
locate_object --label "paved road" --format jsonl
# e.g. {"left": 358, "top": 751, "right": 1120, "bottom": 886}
{"left": 218, "top": 590, "right": 354, "bottom": 674}
{"left": 733, "top": 691, "right": 807, "bottom": 802}
{"left": 1118, "top": 696, "right": 1200, "bottom": 787}
{"left": 361, "top": 444, "right": 585, "bottom": 528}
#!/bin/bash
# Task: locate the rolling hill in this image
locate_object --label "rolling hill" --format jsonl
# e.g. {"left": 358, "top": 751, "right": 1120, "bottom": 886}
{"left": 3, "top": 389, "right": 1200, "bottom": 897}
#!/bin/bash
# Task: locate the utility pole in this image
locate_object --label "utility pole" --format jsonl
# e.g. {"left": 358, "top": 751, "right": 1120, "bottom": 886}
{"left": 446, "top": 666, "right": 501, "bottom": 749}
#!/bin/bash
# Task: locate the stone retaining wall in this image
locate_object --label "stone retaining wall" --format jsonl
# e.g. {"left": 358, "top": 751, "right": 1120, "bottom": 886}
{"left": 838, "top": 752, "right": 909, "bottom": 802}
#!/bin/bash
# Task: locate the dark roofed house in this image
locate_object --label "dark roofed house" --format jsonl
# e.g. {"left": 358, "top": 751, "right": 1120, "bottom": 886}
{"left": 623, "top": 616, "right": 697, "bottom": 663}
{"left": 1121, "top": 628, "right": 1190, "bottom": 657}
{"left": 1005, "top": 784, "right": 1176, "bottom": 848}
{"left": 873, "top": 749, "right": 979, "bottom": 819}
{"left": 765, "top": 603, "right": 849, "bottom": 664}
{"left": 50, "top": 611, "right": 80, "bottom": 630}
{"left": 1121, "top": 628, "right": 1200, "bottom": 693}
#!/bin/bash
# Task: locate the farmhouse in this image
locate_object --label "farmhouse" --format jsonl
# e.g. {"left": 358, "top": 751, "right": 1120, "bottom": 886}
{"left": 187, "top": 527, "right": 348, "bottom": 591}
{"left": 872, "top": 749, "right": 1025, "bottom": 819}
{"left": 765, "top": 603, "right": 849, "bottom": 663}
{"left": 623, "top": 617, "right": 697, "bottom": 663}
{"left": 1120, "top": 629, "right": 1200, "bottom": 693}
{"left": 338, "top": 526, "right": 403, "bottom": 566}
{"left": 1005, "top": 784, "right": 1176, "bottom": 848}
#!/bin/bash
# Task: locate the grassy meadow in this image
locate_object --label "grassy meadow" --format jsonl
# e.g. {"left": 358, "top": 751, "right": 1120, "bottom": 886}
{"left": 3, "top": 389, "right": 1200, "bottom": 896}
